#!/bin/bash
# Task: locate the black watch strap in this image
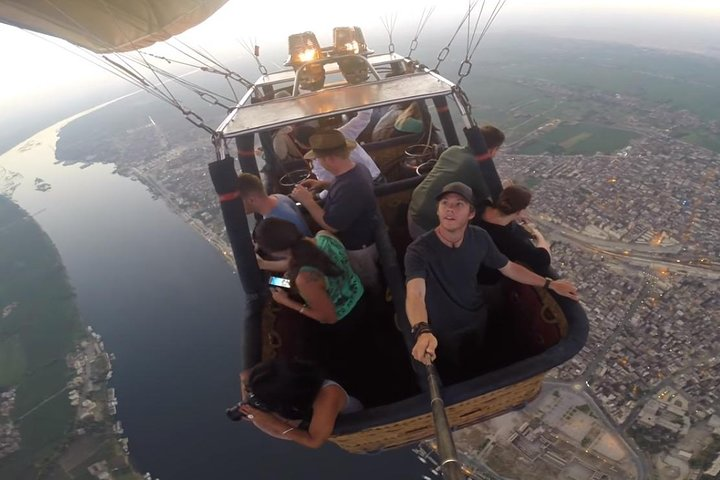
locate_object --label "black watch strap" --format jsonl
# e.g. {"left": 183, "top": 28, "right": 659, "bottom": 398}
{"left": 411, "top": 322, "right": 428, "bottom": 334}
{"left": 411, "top": 322, "right": 432, "bottom": 340}
{"left": 543, "top": 277, "right": 552, "bottom": 289}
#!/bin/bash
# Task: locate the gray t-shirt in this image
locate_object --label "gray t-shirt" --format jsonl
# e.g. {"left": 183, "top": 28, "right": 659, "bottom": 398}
{"left": 404, "top": 226, "right": 509, "bottom": 336}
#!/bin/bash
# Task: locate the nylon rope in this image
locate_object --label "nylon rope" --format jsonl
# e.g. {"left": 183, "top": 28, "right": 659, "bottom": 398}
{"left": 469, "top": 0, "right": 508, "bottom": 59}
{"left": 457, "top": 0, "right": 509, "bottom": 86}
{"left": 166, "top": 40, "right": 253, "bottom": 88}
{"left": 432, "top": 0, "right": 479, "bottom": 72}
{"left": 118, "top": 55, "right": 236, "bottom": 109}
{"left": 407, "top": 7, "right": 435, "bottom": 57}
{"left": 467, "top": 0, "right": 487, "bottom": 60}
{"left": 238, "top": 37, "right": 268, "bottom": 77}
{"left": 94, "top": 0, "right": 185, "bottom": 110}
{"left": 380, "top": 13, "right": 398, "bottom": 54}
{"left": 22, "top": 29, "right": 171, "bottom": 106}
{"left": 37, "top": 0, "right": 226, "bottom": 135}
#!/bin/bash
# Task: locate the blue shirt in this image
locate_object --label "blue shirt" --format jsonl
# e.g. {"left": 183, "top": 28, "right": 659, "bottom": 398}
{"left": 267, "top": 194, "right": 311, "bottom": 237}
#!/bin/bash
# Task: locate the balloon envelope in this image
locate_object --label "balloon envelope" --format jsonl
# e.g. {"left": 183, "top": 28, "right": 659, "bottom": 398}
{"left": 0, "top": 0, "right": 228, "bottom": 52}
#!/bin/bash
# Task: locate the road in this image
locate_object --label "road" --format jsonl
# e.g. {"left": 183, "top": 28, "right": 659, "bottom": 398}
{"left": 543, "top": 381, "right": 648, "bottom": 480}
{"left": 580, "top": 284, "right": 650, "bottom": 386}
{"left": 538, "top": 222, "right": 720, "bottom": 280}
{"left": 15, "top": 385, "right": 71, "bottom": 422}
{"left": 535, "top": 219, "right": 683, "bottom": 255}
{"left": 620, "top": 353, "right": 715, "bottom": 430}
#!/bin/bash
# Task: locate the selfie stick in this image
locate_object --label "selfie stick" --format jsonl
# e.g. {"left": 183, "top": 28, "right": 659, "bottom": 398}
{"left": 425, "top": 362, "right": 463, "bottom": 480}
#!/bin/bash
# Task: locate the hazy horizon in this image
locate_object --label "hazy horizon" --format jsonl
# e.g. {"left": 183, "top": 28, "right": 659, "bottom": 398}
{"left": 2, "top": 0, "right": 720, "bottom": 154}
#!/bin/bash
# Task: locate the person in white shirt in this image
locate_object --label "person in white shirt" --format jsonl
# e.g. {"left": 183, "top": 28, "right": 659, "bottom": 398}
{"left": 298, "top": 109, "right": 383, "bottom": 196}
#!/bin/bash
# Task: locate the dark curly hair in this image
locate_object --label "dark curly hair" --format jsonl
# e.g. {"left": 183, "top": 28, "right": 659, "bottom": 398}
{"left": 494, "top": 185, "right": 532, "bottom": 215}
{"left": 248, "top": 359, "right": 326, "bottom": 420}
{"left": 254, "top": 217, "right": 341, "bottom": 280}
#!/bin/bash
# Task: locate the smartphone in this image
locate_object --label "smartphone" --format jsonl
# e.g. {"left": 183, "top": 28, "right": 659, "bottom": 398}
{"left": 268, "top": 276, "right": 291, "bottom": 289}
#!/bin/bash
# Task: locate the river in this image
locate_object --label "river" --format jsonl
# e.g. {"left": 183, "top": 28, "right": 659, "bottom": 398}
{"left": 0, "top": 106, "right": 429, "bottom": 479}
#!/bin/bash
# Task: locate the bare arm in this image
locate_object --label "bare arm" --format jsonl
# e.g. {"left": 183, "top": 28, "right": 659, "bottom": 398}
{"left": 294, "top": 271, "right": 339, "bottom": 323}
{"left": 498, "top": 261, "right": 545, "bottom": 286}
{"left": 271, "top": 270, "right": 338, "bottom": 324}
{"left": 303, "top": 198, "right": 337, "bottom": 233}
{"left": 287, "top": 385, "right": 345, "bottom": 448}
{"left": 406, "top": 278, "right": 438, "bottom": 364}
{"left": 299, "top": 178, "right": 330, "bottom": 193}
{"left": 256, "top": 254, "right": 289, "bottom": 273}
{"left": 338, "top": 109, "right": 373, "bottom": 140}
{"left": 406, "top": 278, "right": 428, "bottom": 328}
{"left": 240, "top": 385, "right": 345, "bottom": 448}
{"left": 499, "top": 261, "right": 579, "bottom": 301}
{"left": 526, "top": 224, "right": 552, "bottom": 259}
{"left": 239, "top": 370, "right": 249, "bottom": 402}
{"left": 291, "top": 185, "right": 338, "bottom": 233}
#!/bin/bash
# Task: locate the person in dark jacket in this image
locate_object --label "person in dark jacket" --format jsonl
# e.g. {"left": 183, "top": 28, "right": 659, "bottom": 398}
{"left": 477, "top": 184, "right": 552, "bottom": 284}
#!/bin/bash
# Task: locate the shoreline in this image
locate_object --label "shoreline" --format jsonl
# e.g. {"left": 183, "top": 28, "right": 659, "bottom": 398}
{"left": 0, "top": 197, "right": 146, "bottom": 480}
{"left": 0, "top": 93, "right": 238, "bottom": 271}
{"left": 128, "top": 167, "right": 237, "bottom": 269}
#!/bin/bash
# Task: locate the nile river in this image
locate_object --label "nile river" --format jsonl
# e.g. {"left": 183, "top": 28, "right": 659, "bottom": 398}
{"left": 0, "top": 106, "right": 428, "bottom": 479}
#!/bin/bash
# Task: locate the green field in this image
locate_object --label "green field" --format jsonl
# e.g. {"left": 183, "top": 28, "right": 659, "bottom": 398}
{"left": 0, "top": 335, "right": 26, "bottom": 386}
{"left": 517, "top": 122, "right": 638, "bottom": 155}
{"left": 0, "top": 196, "right": 82, "bottom": 479}
{"left": 451, "top": 35, "right": 720, "bottom": 153}
{"left": 468, "top": 36, "right": 720, "bottom": 122}
{"left": 680, "top": 131, "right": 720, "bottom": 153}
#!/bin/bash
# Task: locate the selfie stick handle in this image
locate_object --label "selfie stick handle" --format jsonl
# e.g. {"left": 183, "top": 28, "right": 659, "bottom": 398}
{"left": 426, "top": 362, "right": 463, "bottom": 480}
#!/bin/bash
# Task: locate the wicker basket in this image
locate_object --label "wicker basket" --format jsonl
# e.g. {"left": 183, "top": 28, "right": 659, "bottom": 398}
{"left": 331, "top": 373, "right": 544, "bottom": 453}
{"left": 331, "top": 288, "right": 568, "bottom": 454}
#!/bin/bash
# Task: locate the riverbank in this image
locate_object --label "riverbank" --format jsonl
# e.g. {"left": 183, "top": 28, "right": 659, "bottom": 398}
{"left": 0, "top": 196, "right": 144, "bottom": 480}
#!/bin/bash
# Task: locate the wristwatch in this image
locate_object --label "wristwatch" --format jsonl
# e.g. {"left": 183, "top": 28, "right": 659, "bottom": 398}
{"left": 543, "top": 277, "right": 553, "bottom": 289}
{"left": 411, "top": 322, "right": 432, "bottom": 339}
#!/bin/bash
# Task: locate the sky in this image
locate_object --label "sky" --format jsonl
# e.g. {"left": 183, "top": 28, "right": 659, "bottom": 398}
{"left": 1, "top": 0, "right": 720, "bottom": 119}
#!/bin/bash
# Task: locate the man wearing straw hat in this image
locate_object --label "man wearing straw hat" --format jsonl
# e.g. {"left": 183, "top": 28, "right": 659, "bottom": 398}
{"left": 291, "top": 129, "right": 380, "bottom": 290}
{"left": 296, "top": 110, "right": 383, "bottom": 195}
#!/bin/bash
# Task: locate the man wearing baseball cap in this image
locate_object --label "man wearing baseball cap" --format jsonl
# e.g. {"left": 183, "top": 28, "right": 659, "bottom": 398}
{"left": 404, "top": 181, "right": 579, "bottom": 384}
{"left": 407, "top": 125, "right": 505, "bottom": 239}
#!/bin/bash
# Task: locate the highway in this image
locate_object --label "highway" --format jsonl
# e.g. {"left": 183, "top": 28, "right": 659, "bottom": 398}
{"left": 620, "top": 353, "right": 715, "bottom": 430}
{"left": 538, "top": 221, "right": 720, "bottom": 280}
{"left": 535, "top": 218, "right": 683, "bottom": 255}
{"left": 543, "top": 381, "right": 648, "bottom": 480}
{"left": 580, "top": 284, "right": 650, "bottom": 386}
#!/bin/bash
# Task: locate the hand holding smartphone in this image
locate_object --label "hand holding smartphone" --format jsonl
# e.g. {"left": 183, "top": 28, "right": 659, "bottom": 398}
{"left": 268, "top": 276, "right": 291, "bottom": 289}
